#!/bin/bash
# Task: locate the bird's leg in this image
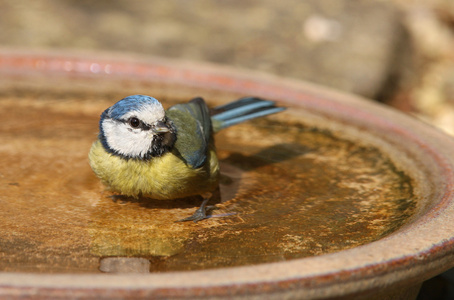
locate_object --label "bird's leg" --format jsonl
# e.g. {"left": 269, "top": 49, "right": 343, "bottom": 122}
{"left": 177, "top": 193, "right": 213, "bottom": 223}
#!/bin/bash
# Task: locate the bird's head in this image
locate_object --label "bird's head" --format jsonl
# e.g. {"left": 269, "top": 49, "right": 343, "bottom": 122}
{"left": 99, "top": 95, "right": 176, "bottom": 160}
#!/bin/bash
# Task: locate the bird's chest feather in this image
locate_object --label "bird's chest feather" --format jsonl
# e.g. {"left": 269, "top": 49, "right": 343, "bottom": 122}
{"left": 88, "top": 140, "right": 219, "bottom": 199}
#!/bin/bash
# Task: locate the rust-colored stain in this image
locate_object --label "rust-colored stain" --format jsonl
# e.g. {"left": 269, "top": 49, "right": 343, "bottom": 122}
{"left": 0, "top": 87, "right": 415, "bottom": 273}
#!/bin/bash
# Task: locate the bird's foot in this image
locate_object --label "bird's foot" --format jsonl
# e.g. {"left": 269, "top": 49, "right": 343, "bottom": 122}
{"left": 176, "top": 206, "right": 208, "bottom": 223}
{"left": 176, "top": 198, "right": 214, "bottom": 223}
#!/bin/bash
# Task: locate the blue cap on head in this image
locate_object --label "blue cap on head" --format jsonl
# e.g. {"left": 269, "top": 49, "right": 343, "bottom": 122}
{"left": 109, "top": 95, "right": 161, "bottom": 120}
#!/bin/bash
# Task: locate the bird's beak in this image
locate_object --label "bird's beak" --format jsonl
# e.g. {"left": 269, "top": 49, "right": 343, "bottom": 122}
{"left": 152, "top": 120, "right": 170, "bottom": 134}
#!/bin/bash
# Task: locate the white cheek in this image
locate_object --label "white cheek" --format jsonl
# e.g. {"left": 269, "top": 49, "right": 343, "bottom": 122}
{"left": 102, "top": 119, "right": 152, "bottom": 158}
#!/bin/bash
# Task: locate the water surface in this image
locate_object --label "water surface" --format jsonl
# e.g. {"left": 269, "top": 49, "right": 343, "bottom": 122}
{"left": 0, "top": 87, "right": 415, "bottom": 273}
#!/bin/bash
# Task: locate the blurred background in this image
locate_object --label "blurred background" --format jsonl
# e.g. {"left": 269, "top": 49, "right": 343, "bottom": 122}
{"left": 1, "top": 0, "right": 453, "bottom": 298}
{"left": 1, "top": 0, "right": 454, "bottom": 136}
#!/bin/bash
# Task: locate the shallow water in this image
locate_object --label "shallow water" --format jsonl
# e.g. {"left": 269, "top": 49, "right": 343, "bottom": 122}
{"left": 0, "top": 87, "right": 415, "bottom": 273}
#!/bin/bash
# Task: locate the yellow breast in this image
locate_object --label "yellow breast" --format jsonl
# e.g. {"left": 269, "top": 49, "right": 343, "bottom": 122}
{"left": 88, "top": 140, "right": 219, "bottom": 199}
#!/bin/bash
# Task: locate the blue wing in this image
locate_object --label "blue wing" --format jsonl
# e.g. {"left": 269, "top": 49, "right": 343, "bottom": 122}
{"left": 167, "top": 97, "right": 212, "bottom": 169}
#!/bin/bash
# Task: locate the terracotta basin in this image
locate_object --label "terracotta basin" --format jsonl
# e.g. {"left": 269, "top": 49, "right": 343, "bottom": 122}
{"left": 1, "top": 50, "right": 454, "bottom": 299}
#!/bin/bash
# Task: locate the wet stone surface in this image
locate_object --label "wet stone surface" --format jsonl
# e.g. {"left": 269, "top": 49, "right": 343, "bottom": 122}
{"left": 0, "top": 87, "right": 415, "bottom": 273}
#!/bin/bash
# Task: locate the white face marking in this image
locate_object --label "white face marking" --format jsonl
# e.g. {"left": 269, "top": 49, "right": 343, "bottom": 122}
{"left": 121, "top": 101, "right": 165, "bottom": 125}
{"left": 102, "top": 100, "right": 167, "bottom": 158}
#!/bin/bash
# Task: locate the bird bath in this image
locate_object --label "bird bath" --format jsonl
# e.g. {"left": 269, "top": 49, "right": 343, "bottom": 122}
{"left": 0, "top": 50, "right": 454, "bottom": 299}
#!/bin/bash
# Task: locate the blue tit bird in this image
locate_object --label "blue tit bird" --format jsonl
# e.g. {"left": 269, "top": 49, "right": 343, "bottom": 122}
{"left": 88, "top": 95, "right": 285, "bottom": 222}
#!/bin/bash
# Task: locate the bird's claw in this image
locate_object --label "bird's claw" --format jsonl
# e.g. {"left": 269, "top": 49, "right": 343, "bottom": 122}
{"left": 176, "top": 206, "right": 207, "bottom": 223}
{"left": 176, "top": 205, "right": 215, "bottom": 223}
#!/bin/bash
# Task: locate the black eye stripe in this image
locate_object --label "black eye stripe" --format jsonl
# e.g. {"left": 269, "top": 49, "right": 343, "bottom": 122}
{"left": 124, "top": 117, "right": 152, "bottom": 131}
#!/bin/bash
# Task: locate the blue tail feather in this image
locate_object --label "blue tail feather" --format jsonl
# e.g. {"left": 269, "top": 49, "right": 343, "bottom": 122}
{"left": 211, "top": 100, "right": 276, "bottom": 122}
{"left": 211, "top": 97, "right": 273, "bottom": 115}
{"left": 211, "top": 97, "right": 285, "bottom": 132}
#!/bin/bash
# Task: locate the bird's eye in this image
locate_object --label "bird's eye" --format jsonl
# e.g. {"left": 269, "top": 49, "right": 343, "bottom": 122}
{"left": 129, "top": 117, "right": 141, "bottom": 128}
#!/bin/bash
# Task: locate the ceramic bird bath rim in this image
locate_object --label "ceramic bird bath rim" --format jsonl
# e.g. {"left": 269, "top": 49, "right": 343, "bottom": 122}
{"left": 1, "top": 49, "right": 454, "bottom": 299}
